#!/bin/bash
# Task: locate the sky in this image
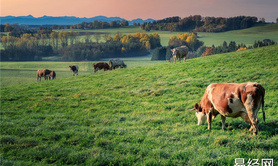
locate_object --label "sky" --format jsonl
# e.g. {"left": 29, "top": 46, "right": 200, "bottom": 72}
{"left": 1, "top": 0, "right": 278, "bottom": 22}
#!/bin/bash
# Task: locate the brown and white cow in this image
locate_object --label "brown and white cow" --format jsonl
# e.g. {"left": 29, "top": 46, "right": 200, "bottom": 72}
{"left": 191, "top": 82, "right": 265, "bottom": 135}
{"left": 93, "top": 62, "right": 110, "bottom": 73}
{"left": 48, "top": 71, "right": 56, "bottom": 80}
{"left": 37, "top": 69, "right": 52, "bottom": 81}
{"left": 69, "top": 65, "right": 79, "bottom": 76}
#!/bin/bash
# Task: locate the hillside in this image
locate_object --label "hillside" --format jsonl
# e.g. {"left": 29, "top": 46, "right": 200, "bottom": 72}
{"left": 1, "top": 45, "right": 278, "bottom": 165}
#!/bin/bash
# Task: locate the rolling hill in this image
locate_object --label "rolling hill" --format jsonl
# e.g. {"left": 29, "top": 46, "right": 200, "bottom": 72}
{"left": 1, "top": 45, "right": 278, "bottom": 165}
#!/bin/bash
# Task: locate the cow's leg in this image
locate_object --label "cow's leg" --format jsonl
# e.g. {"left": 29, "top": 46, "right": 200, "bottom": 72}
{"left": 247, "top": 110, "right": 258, "bottom": 135}
{"left": 207, "top": 111, "right": 212, "bottom": 130}
{"left": 240, "top": 112, "right": 254, "bottom": 131}
{"left": 244, "top": 95, "right": 259, "bottom": 135}
{"left": 221, "top": 115, "right": 226, "bottom": 130}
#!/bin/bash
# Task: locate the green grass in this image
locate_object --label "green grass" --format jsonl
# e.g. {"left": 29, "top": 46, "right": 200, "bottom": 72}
{"left": 1, "top": 45, "right": 278, "bottom": 165}
{"left": 0, "top": 57, "right": 164, "bottom": 87}
{"left": 197, "top": 24, "right": 278, "bottom": 46}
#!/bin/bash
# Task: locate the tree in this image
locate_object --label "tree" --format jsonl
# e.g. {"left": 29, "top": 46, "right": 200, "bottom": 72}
{"left": 113, "top": 33, "right": 120, "bottom": 41}
{"left": 50, "top": 32, "right": 59, "bottom": 50}
{"left": 84, "top": 32, "right": 91, "bottom": 44}
{"left": 59, "top": 31, "right": 69, "bottom": 47}
{"left": 121, "top": 20, "right": 129, "bottom": 27}
{"left": 202, "top": 47, "right": 214, "bottom": 56}
{"left": 93, "top": 33, "right": 101, "bottom": 43}
{"left": 4, "top": 23, "right": 12, "bottom": 32}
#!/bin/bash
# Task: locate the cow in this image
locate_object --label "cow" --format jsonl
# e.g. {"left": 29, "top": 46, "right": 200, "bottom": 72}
{"left": 109, "top": 59, "right": 127, "bottom": 70}
{"left": 48, "top": 71, "right": 56, "bottom": 80}
{"left": 171, "top": 46, "right": 189, "bottom": 63}
{"left": 69, "top": 65, "right": 79, "bottom": 76}
{"left": 93, "top": 62, "right": 110, "bottom": 73}
{"left": 191, "top": 82, "right": 265, "bottom": 135}
{"left": 37, "top": 69, "right": 52, "bottom": 81}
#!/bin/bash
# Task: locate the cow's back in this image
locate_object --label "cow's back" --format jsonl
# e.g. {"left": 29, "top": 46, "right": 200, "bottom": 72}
{"left": 109, "top": 59, "right": 126, "bottom": 68}
{"left": 176, "top": 46, "right": 188, "bottom": 58}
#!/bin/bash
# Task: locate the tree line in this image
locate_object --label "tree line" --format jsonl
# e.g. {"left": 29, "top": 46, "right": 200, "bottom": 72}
{"left": 60, "top": 20, "right": 129, "bottom": 30}
{"left": 1, "top": 28, "right": 161, "bottom": 61}
{"left": 60, "top": 32, "right": 161, "bottom": 61}
{"left": 141, "top": 15, "right": 260, "bottom": 32}
{"left": 202, "top": 40, "right": 276, "bottom": 56}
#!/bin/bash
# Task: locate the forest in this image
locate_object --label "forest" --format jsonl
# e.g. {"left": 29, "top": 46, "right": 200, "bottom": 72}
{"left": 0, "top": 23, "right": 161, "bottom": 61}
{"left": 141, "top": 15, "right": 260, "bottom": 32}
{"left": 59, "top": 32, "right": 161, "bottom": 61}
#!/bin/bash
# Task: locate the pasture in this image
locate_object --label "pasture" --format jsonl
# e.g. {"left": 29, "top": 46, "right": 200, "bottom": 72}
{"left": 1, "top": 45, "right": 278, "bottom": 165}
{"left": 0, "top": 57, "right": 165, "bottom": 87}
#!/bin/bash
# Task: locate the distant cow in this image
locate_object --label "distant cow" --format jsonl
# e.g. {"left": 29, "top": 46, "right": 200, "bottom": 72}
{"left": 69, "top": 65, "right": 79, "bottom": 76}
{"left": 191, "top": 82, "right": 265, "bottom": 135}
{"left": 37, "top": 69, "right": 52, "bottom": 81}
{"left": 93, "top": 62, "right": 110, "bottom": 73}
{"left": 109, "top": 59, "right": 127, "bottom": 70}
{"left": 171, "top": 46, "right": 189, "bottom": 63}
{"left": 49, "top": 71, "right": 56, "bottom": 80}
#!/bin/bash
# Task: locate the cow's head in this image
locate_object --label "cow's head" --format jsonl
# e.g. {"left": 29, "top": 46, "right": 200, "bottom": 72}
{"left": 193, "top": 103, "right": 206, "bottom": 125}
{"left": 171, "top": 48, "right": 177, "bottom": 56}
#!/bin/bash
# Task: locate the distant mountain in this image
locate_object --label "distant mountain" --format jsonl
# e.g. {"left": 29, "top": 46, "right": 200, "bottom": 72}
{"left": 0, "top": 15, "right": 155, "bottom": 25}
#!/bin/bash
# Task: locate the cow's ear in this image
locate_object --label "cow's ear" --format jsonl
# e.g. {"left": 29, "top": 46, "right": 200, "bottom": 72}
{"left": 194, "top": 103, "right": 199, "bottom": 110}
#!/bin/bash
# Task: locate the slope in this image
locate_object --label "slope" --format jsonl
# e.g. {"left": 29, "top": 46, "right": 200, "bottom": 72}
{"left": 1, "top": 45, "right": 278, "bottom": 165}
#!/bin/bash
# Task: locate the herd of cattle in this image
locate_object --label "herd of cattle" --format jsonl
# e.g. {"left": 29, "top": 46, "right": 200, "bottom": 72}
{"left": 36, "top": 59, "right": 127, "bottom": 81}
{"left": 36, "top": 45, "right": 188, "bottom": 81}
{"left": 36, "top": 46, "right": 267, "bottom": 135}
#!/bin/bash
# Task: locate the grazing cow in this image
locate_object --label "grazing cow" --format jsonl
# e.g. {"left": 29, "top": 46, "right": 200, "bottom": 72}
{"left": 49, "top": 71, "right": 56, "bottom": 80}
{"left": 171, "top": 46, "right": 189, "bottom": 63}
{"left": 37, "top": 69, "right": 52, "bottom": 81}
{"left": 191, "top": 82, "right": 265, "bottom": 135}
{"left": 109, "top": 59, "right": 127, "bottom": 70}
{"left": 69, "top": 65, "right": 79, "bottom": 76}
{"left": 93, "top": 62, "right": 110, "bottom": 73}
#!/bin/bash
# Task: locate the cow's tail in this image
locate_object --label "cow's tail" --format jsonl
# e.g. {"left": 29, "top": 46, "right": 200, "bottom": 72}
{"left": 262, "top": 95, "right": 265, "bottom": 122}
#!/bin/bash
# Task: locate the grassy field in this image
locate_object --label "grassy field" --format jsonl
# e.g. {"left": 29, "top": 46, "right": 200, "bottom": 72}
{"left": 60, "top": 24, "right": 278, "bottom": 47}
{"left": 0, "top": 57, "right": 165, "bottom": 87}
{"left": 1, "top": 45, "right": 278, "bottom": 165}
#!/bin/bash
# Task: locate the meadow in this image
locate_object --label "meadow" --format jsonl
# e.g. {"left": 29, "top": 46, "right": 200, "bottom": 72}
{"left": 0, "top": 57, "right": 164, "bottom": 87}
{"left": 1, "top": 45, "right": 278, "bottom": 165}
